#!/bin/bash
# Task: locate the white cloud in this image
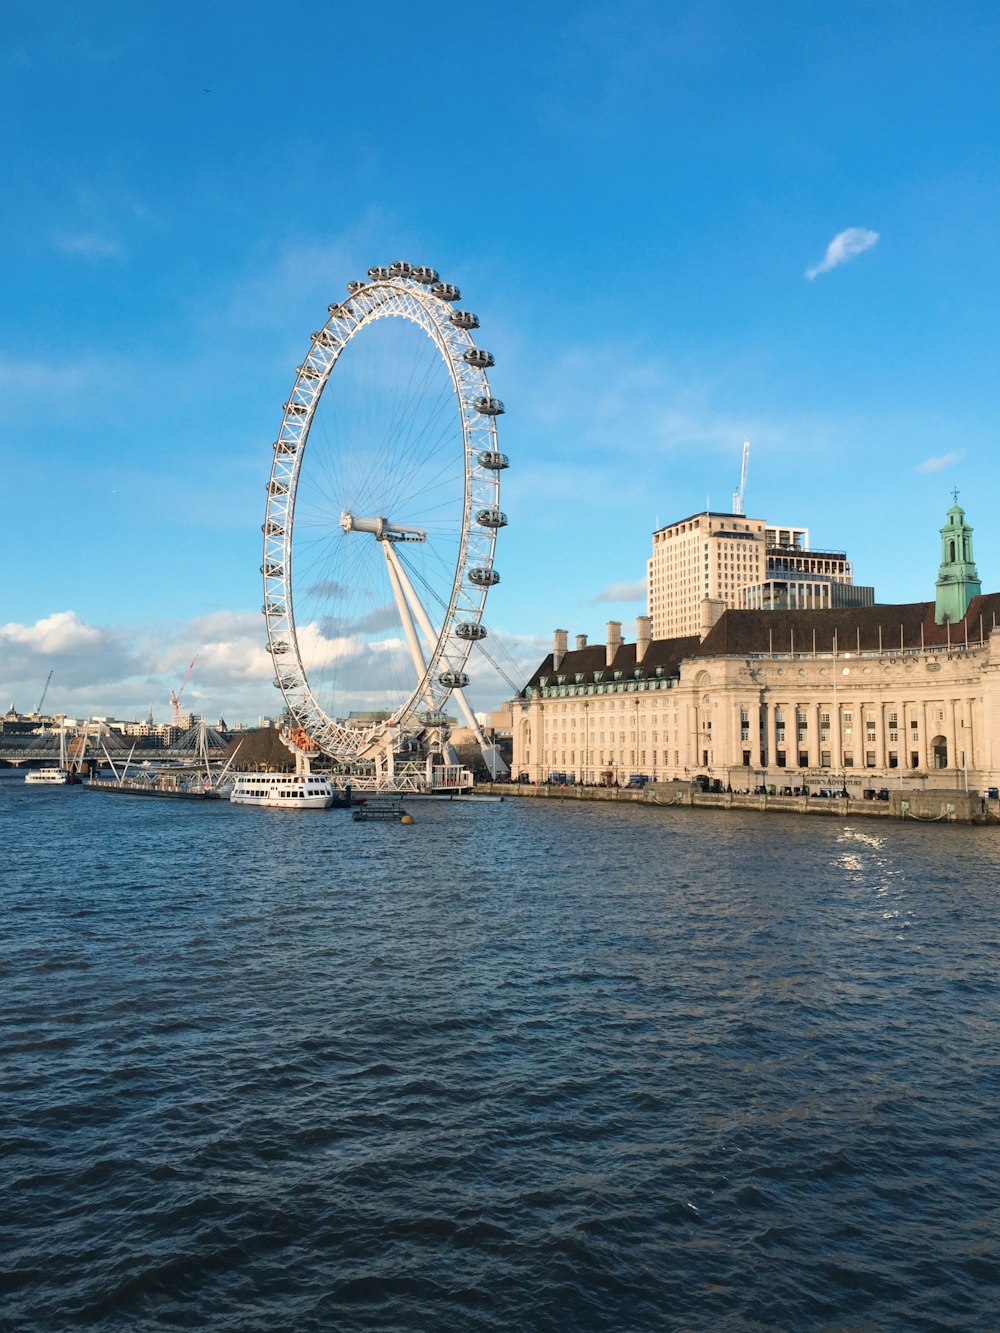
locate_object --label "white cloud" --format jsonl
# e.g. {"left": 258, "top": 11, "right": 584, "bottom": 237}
{"left": 590, "top": 579, "right": 647, "bottom": 604}
{"left": 917, "top": 451, "right": 962, "bottom": 473}
{"left": 2, "top": 609, "right": 104, "bottom": 654}
{"left": 0, "top": 604, "right": 524, "bottom": 725}
{"left": 806, "top": 228, "right": 879, "bottom": 280}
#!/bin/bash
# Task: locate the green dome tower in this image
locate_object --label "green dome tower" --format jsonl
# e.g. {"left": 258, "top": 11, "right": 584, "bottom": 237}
{"left": 935, "top": 492, "right": 981, "bottom": 625}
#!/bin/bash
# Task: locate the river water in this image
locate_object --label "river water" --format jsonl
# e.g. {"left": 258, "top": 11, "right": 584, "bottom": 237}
{"left": 2, "top": 779, "right": 998, "bottom": 1331}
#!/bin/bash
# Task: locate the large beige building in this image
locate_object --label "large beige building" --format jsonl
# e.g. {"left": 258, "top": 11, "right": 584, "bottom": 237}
{"left": 513, "top": 504, "right": 998, "bottom": 794}
{"left": 647, "top": 511, "right": 869, "bottom": 640}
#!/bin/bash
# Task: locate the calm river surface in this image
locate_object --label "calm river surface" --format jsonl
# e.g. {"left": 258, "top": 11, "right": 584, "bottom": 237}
{"left": 2, "top": 779, "right": 999, "bottom": 1331}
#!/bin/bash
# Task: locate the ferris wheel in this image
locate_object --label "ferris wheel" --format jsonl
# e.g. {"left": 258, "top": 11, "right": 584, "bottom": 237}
{"left": 261, "top": 261, "right": 508, "bottom": 785}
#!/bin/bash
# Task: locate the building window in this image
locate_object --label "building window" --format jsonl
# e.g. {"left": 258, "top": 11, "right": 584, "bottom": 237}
{"left": 911, "top": 752, "right": 920, "bottom": 768}
{"left": 888, "top": 752, "right": 898, "bottom": 769}
{"left": 821, "top": 751, "right": 831, "bottom": 768}
{"left": 866, "top": 751, "right": 876, "bottom": 767}
{"left": 798, "top": 751, "right": 808, "bottom": 768}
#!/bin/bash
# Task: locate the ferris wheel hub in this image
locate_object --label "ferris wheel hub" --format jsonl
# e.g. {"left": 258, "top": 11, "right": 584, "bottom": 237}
{"left": 339, "top": 511, "right": 427, "bottom": 543}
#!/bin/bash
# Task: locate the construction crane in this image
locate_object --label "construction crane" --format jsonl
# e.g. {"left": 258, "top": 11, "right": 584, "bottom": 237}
{"left": 34, "top": 669, "right": 53, "bottom": 716}
{"left": 170, "top": 655, "right": 198, "bottom": 726}
{"left": 732, "top": 439, "right": 750, "bottom": 516}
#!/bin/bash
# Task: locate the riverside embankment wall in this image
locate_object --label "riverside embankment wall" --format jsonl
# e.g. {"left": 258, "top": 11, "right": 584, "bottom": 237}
{"left": 473, "top": 782, "right": 998, "bottom": 825}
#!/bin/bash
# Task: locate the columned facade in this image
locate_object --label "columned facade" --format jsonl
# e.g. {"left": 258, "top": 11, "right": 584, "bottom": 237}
{"left": 513, "top": 617, "right": 1000, "bottom": 796}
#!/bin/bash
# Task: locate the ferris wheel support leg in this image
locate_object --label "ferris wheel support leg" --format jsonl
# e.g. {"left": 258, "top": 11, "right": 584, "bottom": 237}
{"left": 383, "top": 541, "right": 433, "bottom": 711}
{"left": 390, "top": 549, "right": 508, "bottom": 780}
{"left": 383, "top": 540, "right": 437, "bottom": 656}
{"left": 450, "top": 683, "right": 509, "bottom": 779}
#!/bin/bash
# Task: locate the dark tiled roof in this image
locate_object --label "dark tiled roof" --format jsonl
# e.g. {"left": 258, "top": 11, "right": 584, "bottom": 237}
{"left": 524, "top": 636, "right": 701, "bottom": 691}
{"left": 698, "top": 593, "right": 1000, "bottom": 656}
{"left": 520, "top": 594, "right": 1000, "bottom": 691}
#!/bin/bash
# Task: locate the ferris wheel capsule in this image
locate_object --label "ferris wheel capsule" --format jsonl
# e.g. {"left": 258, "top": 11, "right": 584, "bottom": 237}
{"left": 477, "top": 450, "right": 508, "bottom": 470}
{"left": 450, "top": 310, "right": 479, "bottom": 329}
{"left": 474, "top": 397, "right": 505, "bottom": 416}
{"left": 468, "top": 567, "right": 500, "bottom": 587}
{"left": 411, "top": 266, "right": 439, "bottom": 284}
{"left": 476, "top": 507, "right": 508, "bottom": 528}
{"left": 455, "top": 622, "right": 488, "bottom": 641}
{"left": 463, "top": 348, "right": 494, "bottom": 368}
{"left": 432, "top": 283, "right": 461, "bottom": 302}
{"left": 438, "top": 671, "right": 470, "bottom": 688}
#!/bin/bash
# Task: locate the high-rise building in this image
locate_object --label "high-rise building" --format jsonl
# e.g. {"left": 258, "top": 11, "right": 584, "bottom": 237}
{"left": 647, "top": 511, "right": 872, "bottom": 640}
{"left": 647, "top": 512, "right": 767, "bottom": 639}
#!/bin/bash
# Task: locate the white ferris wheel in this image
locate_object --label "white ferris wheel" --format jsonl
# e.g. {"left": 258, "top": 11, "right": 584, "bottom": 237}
{"left": 261, "top": 261, "right": 509, "bottom": 789}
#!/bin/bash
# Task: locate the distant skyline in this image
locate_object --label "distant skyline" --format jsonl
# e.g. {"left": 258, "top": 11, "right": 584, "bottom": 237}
{"left": 3, "top": 1, "right": 998, "bottom": 723}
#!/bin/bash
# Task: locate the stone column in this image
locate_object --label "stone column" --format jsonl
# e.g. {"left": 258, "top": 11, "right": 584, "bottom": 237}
{"left": 920, "top": 700, "right": 931, "bottom": 771}
{"left": 950, "top": 698, "right": 960, "bottom": 778}
{"left": 832, "top": 700, "right": 843, "bottom": 773}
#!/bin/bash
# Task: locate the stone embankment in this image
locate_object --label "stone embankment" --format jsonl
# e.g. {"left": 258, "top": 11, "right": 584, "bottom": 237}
{"left": 473, "top": 781, "right": 998, "bottom": 825}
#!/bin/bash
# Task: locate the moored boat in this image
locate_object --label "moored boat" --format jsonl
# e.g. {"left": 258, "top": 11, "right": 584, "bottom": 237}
{"left": 25, "top": 767, "right": 71, "bottom": 785}
{"left": 230, "top": 772, "right": 341, "bottom": 809}
{"left": 352, "top": 796, "right": 412, "bottom": 823}
{"left": 87, "top": 771, "right": 223, "bottom": 799}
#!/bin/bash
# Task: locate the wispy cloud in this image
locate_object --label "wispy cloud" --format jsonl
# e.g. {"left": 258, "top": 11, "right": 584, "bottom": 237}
{"left": 56, "top": 232, "right": 123, "bottom": 261}
{"left": 590, "top": 580, "right": 646, "bottom": 605}
{"left": 806, "top": 228, "right": 879, "bottom": 280}
{"left": 917, "top": 451, "right": 963, "bottom": 473}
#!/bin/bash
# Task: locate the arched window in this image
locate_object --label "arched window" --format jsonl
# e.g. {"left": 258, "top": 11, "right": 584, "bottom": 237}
{"left": 932, "top": 735, "right": 948, "bottom": 769}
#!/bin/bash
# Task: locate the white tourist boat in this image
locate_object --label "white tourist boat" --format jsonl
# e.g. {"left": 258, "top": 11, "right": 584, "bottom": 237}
{"left": 230, "top": 772, "right": 339, "bottom": 809}
{"left": 24, "top": 766, "right": 71, "bottom": 785}
{"left": 24, "top": 725, "right": 78, "bottom": 784}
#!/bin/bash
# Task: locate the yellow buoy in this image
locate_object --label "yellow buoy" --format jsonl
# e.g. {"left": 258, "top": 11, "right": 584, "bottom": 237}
{"left": 400, "top": 813, "right": 414, "bottom": 825}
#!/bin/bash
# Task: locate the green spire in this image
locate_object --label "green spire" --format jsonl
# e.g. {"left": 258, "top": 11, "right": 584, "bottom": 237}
{"left": 935, "top": 491, "right": 981, "bottom": 624}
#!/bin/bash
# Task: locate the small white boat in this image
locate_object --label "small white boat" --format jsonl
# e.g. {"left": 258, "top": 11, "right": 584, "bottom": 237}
{"left": 25, "top": 724, "right": 77, "bottom": 784}
{"left": 230, "top": 772, "right": 338, "bottom": 809}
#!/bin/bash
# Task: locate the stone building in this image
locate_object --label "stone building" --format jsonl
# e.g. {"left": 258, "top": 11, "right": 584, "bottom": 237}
{"left": 512, "top": 502, "right": 999, "bottom": 795}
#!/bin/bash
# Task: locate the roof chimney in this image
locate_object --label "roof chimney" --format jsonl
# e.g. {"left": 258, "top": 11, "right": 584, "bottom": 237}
{"left": 606, "top": 619, "right": 622, "bottom": 667}
{"left": 636, "top": 615, "right": 651, "bottom": 663}
{"left": 553, "top": 628, "right": 568, "bottom": 671}
{"left": 575, "top": 634, "right": 588, "bottom": 651}
{"left": 699, "top": 597, "right": 726, "bottom": 639}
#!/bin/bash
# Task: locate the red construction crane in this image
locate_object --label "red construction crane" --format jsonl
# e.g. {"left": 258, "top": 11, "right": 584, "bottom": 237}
{"left": 169, "top": 655, "right": 198, "bottom": 725}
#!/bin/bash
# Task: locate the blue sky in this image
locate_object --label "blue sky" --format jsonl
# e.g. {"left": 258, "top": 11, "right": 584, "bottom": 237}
{"left": 2, "top": 0, "right": 998, "bottom": 723}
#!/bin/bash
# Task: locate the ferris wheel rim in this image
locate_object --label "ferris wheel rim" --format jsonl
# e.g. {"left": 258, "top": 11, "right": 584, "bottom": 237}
{"left": 261, "top": 269, "right": 505, "bottom": 761}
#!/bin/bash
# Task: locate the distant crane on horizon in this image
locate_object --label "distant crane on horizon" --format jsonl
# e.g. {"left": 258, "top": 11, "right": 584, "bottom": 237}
{"left": 732, "top": 439, "right": 750, "bottom": 516}
{"left": 170, "top": 655, "right": 198, "bottom": 726}
{"left": 34, "top": 669, "right": 53, "bottom": 716}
